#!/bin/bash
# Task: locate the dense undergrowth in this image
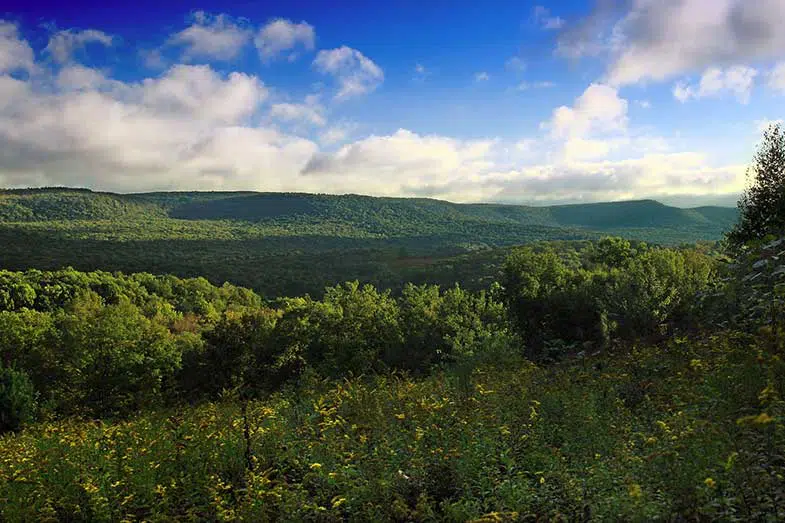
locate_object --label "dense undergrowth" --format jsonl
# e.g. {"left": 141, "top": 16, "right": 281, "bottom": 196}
{"left": 0, "top": 236, "right": 783, "bottom": 521}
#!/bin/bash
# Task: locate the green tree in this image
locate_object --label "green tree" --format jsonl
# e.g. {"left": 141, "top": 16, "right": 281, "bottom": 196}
{"left": 0, "top": 365, "right": 36, "bottom": 433}
{"left": 727, "top": 124, "right": 785, "bottom": 248}
{"left": 197, "top": 308, "right": 298, "bottom": 395}
{"left": 58, "top": 291, "right": 180, "bottom": 416}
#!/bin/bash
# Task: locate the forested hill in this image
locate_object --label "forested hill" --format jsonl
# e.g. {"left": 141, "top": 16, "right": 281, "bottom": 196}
{"left": 0, "top": 188, "right": 737, "bottom": 234}
{"left": 0, "top": 188, "right": 738, "bottom": 297}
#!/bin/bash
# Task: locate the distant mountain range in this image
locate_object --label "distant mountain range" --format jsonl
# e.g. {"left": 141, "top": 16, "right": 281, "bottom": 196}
{"left": 0, "top": 188, "right": 739, "bottom": 297}
{"left": 0, "top": 187, "right": 738, "bottom": 236}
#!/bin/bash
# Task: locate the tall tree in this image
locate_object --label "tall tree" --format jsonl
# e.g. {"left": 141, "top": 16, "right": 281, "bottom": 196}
{"left": 727, "top": 124, "right": 785, "bottom": 248}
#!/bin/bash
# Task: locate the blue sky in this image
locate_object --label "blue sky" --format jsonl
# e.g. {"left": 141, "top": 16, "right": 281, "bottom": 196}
{"left": 1, "top": 0, "right": 784, "bottom": 206}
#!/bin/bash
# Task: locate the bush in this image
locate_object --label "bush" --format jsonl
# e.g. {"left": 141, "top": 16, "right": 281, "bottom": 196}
{"left": 0, "top": 365, "right": 36, "bottom": 433}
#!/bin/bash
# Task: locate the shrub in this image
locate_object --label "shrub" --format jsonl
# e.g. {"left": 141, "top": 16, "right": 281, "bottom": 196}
{"left": 0, "top": 365, "right": 36, "bottom": 433}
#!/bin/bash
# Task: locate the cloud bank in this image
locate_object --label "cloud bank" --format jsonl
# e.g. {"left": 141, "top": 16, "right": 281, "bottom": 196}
{"left": 0, "top": 8, "right": 766, "bottom": 205}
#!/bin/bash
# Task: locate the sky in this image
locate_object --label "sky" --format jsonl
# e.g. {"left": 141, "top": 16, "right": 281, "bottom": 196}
{"left": 1, "top": 0, "right": 784, "bottom": 207}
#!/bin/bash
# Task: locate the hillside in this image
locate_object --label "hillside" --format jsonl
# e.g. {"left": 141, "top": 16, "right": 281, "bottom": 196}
{"left": 0, "top": 188, "right": 738, "bottom": 297}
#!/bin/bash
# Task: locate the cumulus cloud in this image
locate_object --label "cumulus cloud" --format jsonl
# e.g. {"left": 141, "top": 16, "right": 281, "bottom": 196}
{"left": 475, "top": 72, "right": 489, "bottom": 82}
{"left": 270, "top": 102, "right": 326, "bottom": 126}
{"left": 255, "top": 19, "right": 315, "bottom": 62}
{"left": 0, "top": 17, "right": 749, "bottom": 205}
{"left": 56, "top": 64, "right": 114, "bottom": 91}
{"left": 167, "top": 11, "right": 251, "bottom": 61}
{"left": 313, "top": 46, "right": 383, "bottom": 100}
{"left": 0, "top": 56, "right": 320, "bottom": 192}
{"left": 0, "top": 21, "right": 35, "bottom": 73}
{"left": 45, "top": 28, "right": 113, "bottom": 64}
{"left": 543, "top": 83, "right": 628, "bottom": 139}
{"left": 296, "top": 127, "right": 743, "bottom": 203}
{"left": 673, "top": 66, "right": 758, "bottom": 104}
{"left": 603, "top": 0, "right": 785, "bottom": 86}
{"left": 137, "top": 65, "right": 267, "bottom": 124}
{"left": 319, "top": 125, "right": 355, "bottom": 146}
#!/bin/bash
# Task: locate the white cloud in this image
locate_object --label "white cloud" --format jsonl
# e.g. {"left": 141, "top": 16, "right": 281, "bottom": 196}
{"left": 475, "top": 72, "right": 489, "bottom": 82}
{"left": 318, "top": 122, "right": 359, "bottom": 146}
{"left": 0, "top": 20, "right": 35, "bottom": 74}
{"left": 543, "top": 83, "right": 628, "bottom": 139}
{"left": 319, "top": 126, "right": 349, "bottom": 146}
{"left": 0, "top": 61, "right": 305, "bottom": 192}
{"left": 605, "top": 0, "right": 785, "bottom": 86}
{"left": 300, "top": 129, "right": 497, "bottom": 199}
{"left": 491, "top": 153, "right": 745, "bottom": 204}
{"left": 505, "top": 57, "right": 526, "bottom": 72}
{"left": 137, "top": 65, "right": 267, "bottom": 125}
{"left": 562, "top": 138, "right": 615, "bottom": 161}
{"left": 255, "top": 19, "right": 315, "bottom": 62}
{"left": 56, "top": 64, "right": 113, "bottom": 91}
{"left": 768, "top": 62, "right": 785, "bottom": 93}
{"left": 673, "top": 65, "right": 758, "bottom": 104}
{"left": 167, "top": 11, "right": 251, "bottom": 61}
{"left": 270, "top": 102, "right": 326, "bottom": 126}
{"left": 533, "top": 6, "right": 565, "bottom": 30}
{"left": 45, "top": 28, "right": 113, "bottom": 64}
{"left": 0, "top": 17, "right": 752, "bottom": 205}
{"left": 297, "top": 127, "right": 743, "bottom": 203}
{"left": 636, "top": 100, "right": 651, "bottom": 109}
{"left": 313, "top": 46, "right": 383, "bottom": 100}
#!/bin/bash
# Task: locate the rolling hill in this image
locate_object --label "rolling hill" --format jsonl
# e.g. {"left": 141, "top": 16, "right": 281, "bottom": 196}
{"left": 0, "top": 188, "right": 738, "bottom": 297}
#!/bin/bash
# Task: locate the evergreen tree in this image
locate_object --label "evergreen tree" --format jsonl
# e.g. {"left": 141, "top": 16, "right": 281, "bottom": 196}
{"left": 727, "top": 124, "right": 785, "bottom": 248}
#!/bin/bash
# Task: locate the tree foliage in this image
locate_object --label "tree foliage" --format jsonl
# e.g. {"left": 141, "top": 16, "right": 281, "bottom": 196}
{"left": 0, "top": 365, "right": 36, "bottom": 433}
{"left": 728, "top": 124, "right": 785, "bottom": 248}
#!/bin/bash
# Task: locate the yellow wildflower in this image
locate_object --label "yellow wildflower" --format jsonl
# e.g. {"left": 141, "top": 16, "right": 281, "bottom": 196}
{"left": 628, "top": 484, "right": 642, "bottom": 499}
{"left": 310, "top": 463, "right": 322, "bottom": 470}
{"left": 704, "top": 478, "right": 716, "bottom": 489}
{"left": 753, "top": 413, "right": 774, "bottom": 425}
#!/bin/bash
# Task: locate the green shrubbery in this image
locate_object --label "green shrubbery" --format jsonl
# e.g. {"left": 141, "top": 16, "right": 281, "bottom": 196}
{"left": 1, "top": 234, "right": 783, "bottom": 519}
{"left": 0, "top": 365, "right": 36, "bottom": 433}
{"left": 0, "top": 240, "right": 725, "bottom": 418}
{"left": 501, "top": 241, "right": 716, "bottom": 360}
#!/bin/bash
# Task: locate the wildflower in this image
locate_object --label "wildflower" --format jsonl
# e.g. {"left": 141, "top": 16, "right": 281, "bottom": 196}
{"left": 310, "top": 463, "right": 322, "bottom": 470}
{"left": 704, "top": 477, "right": 716, "bottom": 489}
{"left": 539, "top": 476, "right": 545, "bottom": 485}
{"left": 395, "top": 413, "right": 405, "bottom": 420}
{"left": 332, "top": 497, "right": 347, "bottom": 508}
{"left": 753, "top": 412, "right": 774, "bottom": 425}
{"left": 628, "top": 483, "right": 642, "bottom": 499}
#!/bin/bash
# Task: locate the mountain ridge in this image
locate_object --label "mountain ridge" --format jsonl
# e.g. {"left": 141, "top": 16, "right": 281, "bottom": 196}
{"left": 0, "top": 187, "right": 738, "bottom": 232}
